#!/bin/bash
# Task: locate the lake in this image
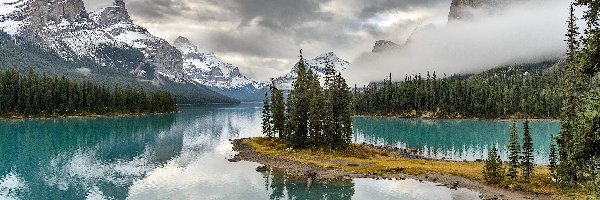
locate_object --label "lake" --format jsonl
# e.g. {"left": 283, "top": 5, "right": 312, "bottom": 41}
{"left": 353, "top": 117, "right": 561, "bottom": 164}
{"left": 0, "top": 104, "right": 559, "bottom": 199}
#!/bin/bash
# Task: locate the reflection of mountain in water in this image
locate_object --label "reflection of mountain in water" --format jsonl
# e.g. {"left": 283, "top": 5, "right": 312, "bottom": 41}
{"left": 260, "top": 170, "right": 355, "bottom": 200}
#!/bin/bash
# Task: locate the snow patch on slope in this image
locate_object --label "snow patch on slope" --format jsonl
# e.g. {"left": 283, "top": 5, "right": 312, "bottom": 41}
{"left": 173, "top": 36, "right": 266, "bottom": 90}
{"left": 273, "top": 52, "right": 350, "bottom": 89}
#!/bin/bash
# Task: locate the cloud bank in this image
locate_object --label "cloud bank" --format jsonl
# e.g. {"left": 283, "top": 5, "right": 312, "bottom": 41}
{"left": 84, "top": 0, "right": 451, "bottom": 80}
{"left": 344, "top": 0, "right": 569, "bottom": 86}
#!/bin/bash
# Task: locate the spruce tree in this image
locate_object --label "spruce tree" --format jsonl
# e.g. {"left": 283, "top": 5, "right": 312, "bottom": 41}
{"left": 271, "top": 83, "right": 285, "bottom": 138}
{"left": 549, "top": 134, "right": 558, "bottom": 179}
{"left": 507, "top": 120, "right": 521, "bottom": 182}
{"left": 308, "top": 72, "right": 324, "bottom": 148}
{"left": 521, "top": 119, "right": 534, "bottom": 182}
{"left": 262, "top": 92, "right": 274, "bottom": 138}
{"left": 288, "top": 59, "right": 310, "bottom": 148}
{"left": 483, "top": 145, "right": 504, "bottom": 184}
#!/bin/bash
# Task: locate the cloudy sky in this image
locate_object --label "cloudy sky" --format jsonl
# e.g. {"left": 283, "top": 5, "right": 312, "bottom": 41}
{"left": 83, "top": 0, "right": 453, "bottom": 81}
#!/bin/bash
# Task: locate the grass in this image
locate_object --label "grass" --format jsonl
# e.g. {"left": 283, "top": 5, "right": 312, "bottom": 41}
{"left": 242, "top": 137, "right": 595, "bottom": 199}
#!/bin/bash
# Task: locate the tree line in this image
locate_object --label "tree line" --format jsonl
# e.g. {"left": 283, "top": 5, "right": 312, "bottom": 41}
{"left": 262, "top": 56, "right": 354, "bottom": 150}
{"left": 0, "top": 69, "right": 177, "bottom": 117}
{"left": 354, "top": 62, "right": 562, "bottom": 119}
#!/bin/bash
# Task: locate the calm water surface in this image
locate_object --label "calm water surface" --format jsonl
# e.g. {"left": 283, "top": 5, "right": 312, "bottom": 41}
{"left": 353, "top": 117, "right": 561, "bottom": 164}
{"left": 0, "top": 103, "right": 553, "bottom": 199}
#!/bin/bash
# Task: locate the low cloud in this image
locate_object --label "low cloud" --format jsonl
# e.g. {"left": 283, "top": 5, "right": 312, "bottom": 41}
{"left": 344, "top": 0, "right": 569, "bottom": 86}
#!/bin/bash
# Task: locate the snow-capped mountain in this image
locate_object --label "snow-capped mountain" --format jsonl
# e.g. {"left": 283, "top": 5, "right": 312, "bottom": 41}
{"left": 0, "top": 0, "right": 266, "bottom": 102}
{"left": 173, "top": 36, "right": 267, "bottom": 101}
{"left": 273, "top": 52, "right": 350, "bottom": 89}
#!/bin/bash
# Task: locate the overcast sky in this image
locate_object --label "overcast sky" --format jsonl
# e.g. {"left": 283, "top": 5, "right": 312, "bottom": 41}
{"left": 83, "top": 0, "right": 453, "bottom": 81}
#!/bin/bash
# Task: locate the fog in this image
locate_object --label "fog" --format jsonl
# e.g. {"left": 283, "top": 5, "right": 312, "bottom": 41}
{"left": 344, "top": 0, "right": 570, "bottom": 86}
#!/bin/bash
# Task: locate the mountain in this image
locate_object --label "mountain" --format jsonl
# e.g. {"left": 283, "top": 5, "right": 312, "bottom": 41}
{"left": 448, "top": 0, "right": 512, "bottom": 21}
{"left": 0, "top": 0, "right": 239, "bottom": 104}
{"left": 273, "top": 52, "right": 350, "bottom": 89}
{"left": 173, "top": 36, "right": 267, "bottom": 101}
{"left": 372, "top": 40, "right": 401, "bottom": 53}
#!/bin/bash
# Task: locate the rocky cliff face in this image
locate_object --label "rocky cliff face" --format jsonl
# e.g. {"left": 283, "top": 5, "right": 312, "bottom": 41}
{"left": 1, "top": 0, "right": 186, "bottom": 82}
{"left": 173, "top": 36, "right": 267, "bottom": 101}
{"left": 448, "top": 0, "right": 506, "bottom": 21}
{"left": 0, "top": 0, "right": 239, "bottom": 103}
{"left": 372, "top": 40, "right": 400, "bottom": 53}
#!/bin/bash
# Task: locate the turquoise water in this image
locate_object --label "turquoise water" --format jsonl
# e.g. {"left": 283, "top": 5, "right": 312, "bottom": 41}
{"left": 0, "top": 104, "right": 481, "bottom": 200}
{"left": 353, "top": 117, "right": 561, "bottom": 164}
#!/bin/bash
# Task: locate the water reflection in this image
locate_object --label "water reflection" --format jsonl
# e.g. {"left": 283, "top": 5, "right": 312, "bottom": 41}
{"left": 0, "top": 104, "right": 485, "bottom": 199}
{"left": 260, "top": 170, "right": 354, "bottom": 200}
{"left": 353, "top": 117, "right": 561, "bottom": 164}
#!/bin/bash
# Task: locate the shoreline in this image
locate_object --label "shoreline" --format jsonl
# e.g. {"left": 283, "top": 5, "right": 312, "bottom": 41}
{"left": 0, "top": 111, "right": 179, "bottom": 121}
{"left": 231, "top": 138, "right": 556, "bottom": 200}
{"left": 353, "top": 115, "right": 560, "bottom": 122}
{"left": 353, "top": 112, "right": 559, "bottom": 121}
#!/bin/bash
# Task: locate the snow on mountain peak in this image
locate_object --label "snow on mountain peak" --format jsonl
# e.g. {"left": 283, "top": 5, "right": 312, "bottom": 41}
{"left": 273, "top": 52, "right": 350, "bottom": 89}
{"left": 172, "top": 36, "right": 266, "bottom": 90}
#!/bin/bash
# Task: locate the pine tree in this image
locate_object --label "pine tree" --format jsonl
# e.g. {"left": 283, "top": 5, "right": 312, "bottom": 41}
{"left": 549, "top": 134, "right": 558, "bottom": 179}
{"left": 288, "top": 59, "right": 311, "bottom": 148}
{"left": 262, "top": 92, "right": 274, "bottom": 138}
{"left": 507, "top": 120, "right": 521, "bottom": 182}
{"left": 521, "top": 119, "right": 534, "bottom": 182}
{"left": 308, "top": 72, "right": 324, "bottom": 147}
{"left": 271, "top": 82, "right": 285, "bottom": 138}
{"left": 483, "top": 145, "right": 504, "bottom": 184}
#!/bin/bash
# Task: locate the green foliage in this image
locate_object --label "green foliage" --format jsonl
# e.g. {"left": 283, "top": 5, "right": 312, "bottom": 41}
{"left": 483, "top": 145, "right": 504, "bottom": 184}
{"left": 354, "top": 62, "right": 562, "bottom": 119}
{"left": 264, "top": 55, "right": 354, "bottom": 150}
{"left": 507, "top": 120, "right": 521, "bottom": 182}
{"left": 0, "top": 69, "right": 176, "bottom": 117}
{"left": 262, "top": 92, "right": 273, "bottom": 138}
{"left": 271, "top": 85, "right": 285, "bottom": 138}
{"left": 522, "top": 119, "right": 534, "bottom": 182}
{"left": 557, "top": 1, "right": 600, "bottom": 185}
{"left": 549, "top": 134, "right": 558, "bottom": 179}
{"left": 0, "top": 31, "right": 236, "bottom": 105}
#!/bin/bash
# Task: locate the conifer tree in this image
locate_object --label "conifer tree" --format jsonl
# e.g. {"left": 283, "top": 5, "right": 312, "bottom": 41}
{"left": 308, "top": 72, "right": 324, "bottom": 147}
{"left": 484, "top": 145, "right": 504, "bottom": 184}
{"left": 288, "top": 59, "right": 310, "bottom": 148}
{"left": 521, "top": 119, "right": 534, "bottom": 182}
{"left": 262, "top": 92, "right": 274, "bottom": 138}
{"left": 549, "top": 134, "right": 558, "bottom": 179}
{"left": 507, "top": 120, "right": 521, "bottom": 182}
{"left": 271, "top": 82, "right": 285, "bottom": 138}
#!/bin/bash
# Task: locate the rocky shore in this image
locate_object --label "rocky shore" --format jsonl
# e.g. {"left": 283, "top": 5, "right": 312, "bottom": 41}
{"left": 230, "top": 138, "right": 554, "bottom": 200}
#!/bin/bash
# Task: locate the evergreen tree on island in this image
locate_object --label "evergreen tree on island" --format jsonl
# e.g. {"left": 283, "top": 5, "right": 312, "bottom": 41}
{"left": 484, "top": 145, "right": 504, "bottom": 184}
{"left": 507, "top": 120, "right": 521, "bottom": 182}
{"left": 262, "top": 92, "right": 274, "bottom": 138}
{"left": 521, "top": 119, "right": 534, "bottom": 182}
{"left": 262, "top": 50, "right": 354, "bottom": 150}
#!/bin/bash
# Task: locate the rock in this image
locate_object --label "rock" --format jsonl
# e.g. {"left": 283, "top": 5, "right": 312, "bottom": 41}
{"left": 256, "top": 165, "right": 269, "bottom": 172}
{"left": 448, "top": 0, "right": 515, "bottom": 22}
{"left": 372, "top": 40, "right": 400, "bottom": 53}
{"left": 450, "top": 181, "right": 460, "bottom": 190}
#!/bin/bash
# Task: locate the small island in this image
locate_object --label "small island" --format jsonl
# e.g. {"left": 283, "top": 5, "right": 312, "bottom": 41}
{"left": 232, "top": 137, "right": 554, "bottom": 200}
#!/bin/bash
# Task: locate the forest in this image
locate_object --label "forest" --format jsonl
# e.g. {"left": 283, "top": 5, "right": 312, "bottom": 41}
{"left": 0, "top": 69, "right": 177, "bottom": 118}
{"left": 262, "top": 56, "right": 354, "bottom": 150}
{"left": 354, "top": 61, "right": 563, "bottom": 119}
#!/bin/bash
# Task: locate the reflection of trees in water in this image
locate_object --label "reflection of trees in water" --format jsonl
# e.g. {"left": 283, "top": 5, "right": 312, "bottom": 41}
{"left": 260, "top": 170, "right": 354, "bottom": 200}
{"left": 0, "top": 114, "right": 178, "bottom": 200}
{"left": 353, "top": 118, "right": 560, "bottom": 163}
